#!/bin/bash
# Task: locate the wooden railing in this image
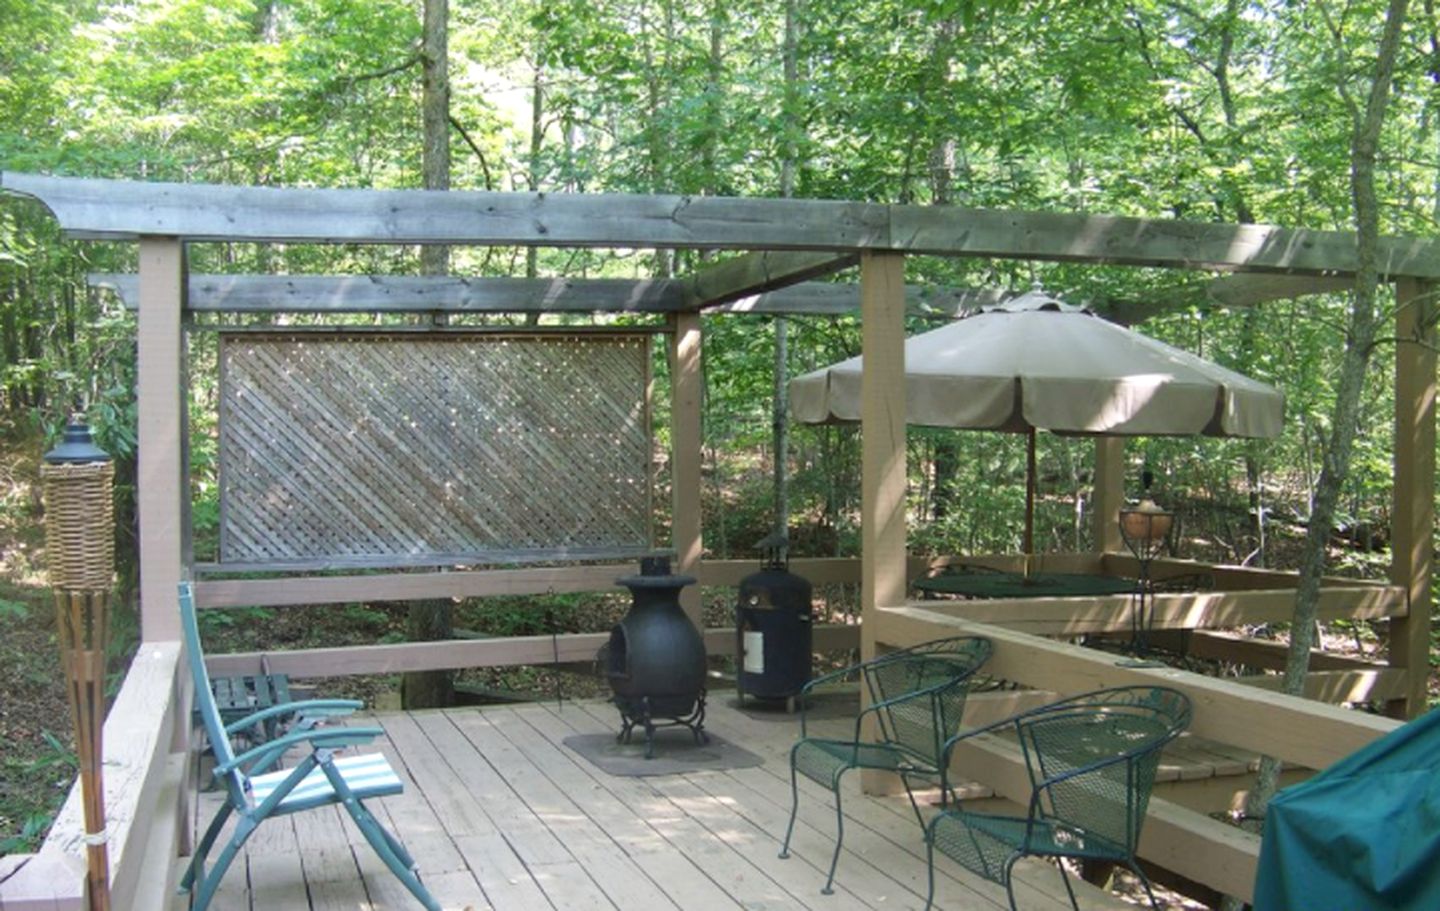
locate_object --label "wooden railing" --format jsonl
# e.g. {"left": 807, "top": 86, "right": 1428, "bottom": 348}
{"left": 875, "top": 602, "right": 1407, "bottom": 904}
{"left": 0, "top": 553, "right": 1409, "bottom": 909}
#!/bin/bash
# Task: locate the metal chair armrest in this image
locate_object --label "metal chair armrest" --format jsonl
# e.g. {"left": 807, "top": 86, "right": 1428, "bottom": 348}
{"left": 216, "top": 725, "right": 384, "bottom": 776}
{"left": 222, "top": 698, "right": 363, "bottom": 735}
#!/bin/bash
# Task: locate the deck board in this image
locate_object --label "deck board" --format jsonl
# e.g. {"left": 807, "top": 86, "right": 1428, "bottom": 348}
{"left": 186, "top": 696, "right": 1145, "bottom": 910}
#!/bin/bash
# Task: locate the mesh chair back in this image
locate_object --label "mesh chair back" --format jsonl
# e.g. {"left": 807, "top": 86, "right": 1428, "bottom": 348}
{"left": 1017, "top": 686, "right": 1190, "bottom": 854}
{"left": 867, "top": 637, "right": 992, "bottom": 765}
{"left": 179, "top": 582, "right": 251, "bottom": 808}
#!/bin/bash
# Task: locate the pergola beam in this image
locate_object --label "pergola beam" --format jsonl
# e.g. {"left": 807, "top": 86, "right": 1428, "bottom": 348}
{"left": 12, "top": 172, "right": 1440, "bottom": 277}
{"left": 1206, "top": 273, "right": 1354, "bottom": 307}
{"left": 93, "top": 273, "right": 690, "bottom": 313}
{"left": 710, "top": 281, "right": 1015, "bottom": 316}
{"left": 681, "top": 250, "right": 857, "bottom": 306}
{"left": 91, "top": 272, "right": 1017, "bottom": 317}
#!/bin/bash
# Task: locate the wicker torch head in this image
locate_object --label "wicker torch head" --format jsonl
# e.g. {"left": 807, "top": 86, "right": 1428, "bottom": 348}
{"left": 42, "top": 421, "right": 115, "bottom": 591}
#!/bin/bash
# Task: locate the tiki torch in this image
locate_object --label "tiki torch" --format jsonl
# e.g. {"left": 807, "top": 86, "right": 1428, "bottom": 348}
{"left": 41, "top": 418, "right": 114, "bottom": 911}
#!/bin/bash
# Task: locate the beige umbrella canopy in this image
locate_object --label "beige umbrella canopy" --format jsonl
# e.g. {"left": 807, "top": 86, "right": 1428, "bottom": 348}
{"left": 789, "top": 289, "right": 1284, "bottom": 551}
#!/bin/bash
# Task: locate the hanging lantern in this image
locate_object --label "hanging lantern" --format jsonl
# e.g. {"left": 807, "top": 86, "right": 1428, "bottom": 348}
{"left": 41, "top": 417, "right": 114, "bottom": 911}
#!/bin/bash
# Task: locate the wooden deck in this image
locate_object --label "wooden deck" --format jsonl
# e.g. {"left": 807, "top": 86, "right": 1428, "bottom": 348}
{"left": 188, "top": 694, "right": 1155, "bottom": 911}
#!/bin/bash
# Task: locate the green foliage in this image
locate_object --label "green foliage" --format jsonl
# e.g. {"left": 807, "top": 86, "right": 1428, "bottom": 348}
{"left": 465, "top": 592, "right": 591, "bottom": 638}
{"left": 198, "top": 605, "right": 276, "bottom": 635}
{"left": 0, "top": 731, "right": 77, "bottom": 854}
{"left": 0, "top": 812, "right": 51, "bottom": 855}
{"left": 1, "top": 0, "right": 1435, "bottom": 610}
{"left": 0, "top": 597, "right": 26, "bottom": 621}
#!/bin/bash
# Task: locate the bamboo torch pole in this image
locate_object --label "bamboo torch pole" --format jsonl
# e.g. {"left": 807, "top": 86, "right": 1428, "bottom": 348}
{"left": 41, "top": 418, "right": 114, "bottom": 911}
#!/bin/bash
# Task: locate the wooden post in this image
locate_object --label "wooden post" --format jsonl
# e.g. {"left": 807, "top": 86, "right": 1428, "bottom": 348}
{"left": 860, "top": 252, "right": 908, "bottom": 647}
{"left": 670, "top": 311, "right": 704, "bottom": 626}
{"left": 137, "top": 238, "right": 186, "bottom": 643}
{"left": 1092, "top": 437, "right": 1125, "bottom": 553}
{"left": 1389, "top": 278, "right": 1435, "bottom": 718}
{"left": 859, "top": 252, "right": 907, "bottom": 794}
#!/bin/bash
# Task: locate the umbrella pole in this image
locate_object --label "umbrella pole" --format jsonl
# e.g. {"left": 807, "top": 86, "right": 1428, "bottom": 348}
{"left": 1024, "top": 428, "right": 1036, "bottom": 576}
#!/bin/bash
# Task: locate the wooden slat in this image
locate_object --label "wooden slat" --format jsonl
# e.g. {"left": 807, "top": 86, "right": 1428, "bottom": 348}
{"left": 884, "top": 202, "right": 1440, "bottom": 277}
{"left": 1233, "top": 667, "right": 1409, "bottom": 703}
{"left": 93, "top": 273, "right": 688, "bottom": 313}
{"left": 95, "top": 271, "right": 1016, "bottom": 318}
{"left": 682, "top": 251, "right": 858, "bottom": 306}
{"left": 1205, "top": 273, "right": 1353, "bottom": 307}
{"left": 1164, "top": 629, "right": 1391, "bottom": 672}
{"left": 194, "top": 546, "right": 663, "bottom": 574}
{"left": 712, "top": 282, "right": 1015, "bottom": 316}
{"left": 194, "top": 562, "right": 636, "bottom": 606}
{"left": 875, "top": 606, "right": 1399, "bottom": 770}
{"left": 903, "top": 584, "right": 1402, "bottom": 636}
{"left": 1097, "top": 553, "right": 1383, "bottom": 589}
{"left": 202, "top": 622, "right": 859, "bottom": 678}
{"left": 190, "top": 555, "right": 855, "bottom": 606}
{"left": 701, "top": 557, "right": 862, "bottom": 586}
{"left": 12, "top": 172, "right": 1440, "bottom": 277}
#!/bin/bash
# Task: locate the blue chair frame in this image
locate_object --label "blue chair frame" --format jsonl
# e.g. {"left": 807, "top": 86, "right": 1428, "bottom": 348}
{"left": 178, "top": 582, "right": 440, "bottom": 911}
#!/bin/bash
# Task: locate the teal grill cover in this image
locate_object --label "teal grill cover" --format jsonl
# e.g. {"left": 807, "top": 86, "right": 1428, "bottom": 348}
{"left": 1253, "top": 708, "right": 1440, "bottom": 911}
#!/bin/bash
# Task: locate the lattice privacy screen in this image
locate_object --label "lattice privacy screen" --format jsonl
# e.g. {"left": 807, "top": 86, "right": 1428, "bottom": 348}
{"left": 217, "top": 332, "right": 652, "bottom": 567}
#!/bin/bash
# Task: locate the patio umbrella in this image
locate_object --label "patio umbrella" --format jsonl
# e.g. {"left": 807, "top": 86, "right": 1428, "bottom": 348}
{"left": 789, "top": 289, "right": 1284, "bottom": 554}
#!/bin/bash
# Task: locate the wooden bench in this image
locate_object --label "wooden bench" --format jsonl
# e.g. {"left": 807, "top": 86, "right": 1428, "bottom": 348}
{"left": 197, "top": 673, "right": 294, "bottom": 744}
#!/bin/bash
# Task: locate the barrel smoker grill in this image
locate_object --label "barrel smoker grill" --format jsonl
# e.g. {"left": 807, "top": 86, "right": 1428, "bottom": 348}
{"left": 736, "top": 541, "right": 813, "bottom": 708}
{"left": 599, "top": 557, "right": 708, "bottom": 758}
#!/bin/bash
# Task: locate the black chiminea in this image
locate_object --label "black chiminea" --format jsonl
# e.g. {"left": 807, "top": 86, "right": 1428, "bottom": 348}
{"left": 600, "top": 556, "right": 708, "bottom": 758}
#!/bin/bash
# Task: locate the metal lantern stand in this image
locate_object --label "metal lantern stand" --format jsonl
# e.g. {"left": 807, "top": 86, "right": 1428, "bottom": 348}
{"left": 1118, "top": 500, "right": 1173, "bottom": 664}
{"left": 41, "top": 419, "right": 114, "bottom": 911}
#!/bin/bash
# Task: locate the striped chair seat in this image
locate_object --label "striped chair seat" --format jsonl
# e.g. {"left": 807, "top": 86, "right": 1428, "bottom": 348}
{"left": 250, "top": 753, "right": 404, "bottom": 812}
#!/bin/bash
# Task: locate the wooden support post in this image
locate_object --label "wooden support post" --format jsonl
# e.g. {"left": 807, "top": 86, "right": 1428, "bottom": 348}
{"left": 1390, "top": 278, "right": 1435, "bottom": 718}
{"left": 137, "top": 238, "right": 186, "bottom": 642}
{"left": 859, "top": 252, "right": 907, "bottom": 795}
{"left": 670, "top": 312, "right": 704, "bottom": 626}
{"left": 859, "top": 252, "right": 908, "bottom": 649}
{"left": 1092, "top": 437, "right": 1124, "bottom": 553}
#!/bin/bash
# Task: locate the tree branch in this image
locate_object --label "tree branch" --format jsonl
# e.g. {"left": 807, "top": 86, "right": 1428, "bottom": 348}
{"left": 338, "top": 50, "right": 424, "bottom": 89}
{"left": 447, "top": 115, "right": 494, "bottom": 190}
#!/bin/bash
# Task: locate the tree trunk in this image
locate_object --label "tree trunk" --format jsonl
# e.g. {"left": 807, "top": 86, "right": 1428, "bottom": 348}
{"left": 772, "top": 0, "right": 800, "bottom": 543}
{"left": 1233, "top": 0, "right": 1410, "bottom": 845}
{"left": 403, "top": 0, "right": 455, "bottom": 710}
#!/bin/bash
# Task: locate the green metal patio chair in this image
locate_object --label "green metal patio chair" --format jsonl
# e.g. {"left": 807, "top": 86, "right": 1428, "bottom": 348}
{"left": 925, "top": 685, "right": 1191, "bottom": 911}
{"left": 177, "top": 582, "right": 440, "bottom": 911}
{"left": 779, "top": 635, "right": 993, "bottom": 893}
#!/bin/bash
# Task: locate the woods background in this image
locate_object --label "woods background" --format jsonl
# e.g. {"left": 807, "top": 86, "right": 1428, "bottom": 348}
{"left": 1, "top": 0, "right": 1437, "bottom": 852}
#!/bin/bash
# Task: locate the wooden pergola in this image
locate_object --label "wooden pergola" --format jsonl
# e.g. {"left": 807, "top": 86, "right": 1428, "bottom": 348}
{"left": 0, "top": 170, "right": 1436, "bottom": 910}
